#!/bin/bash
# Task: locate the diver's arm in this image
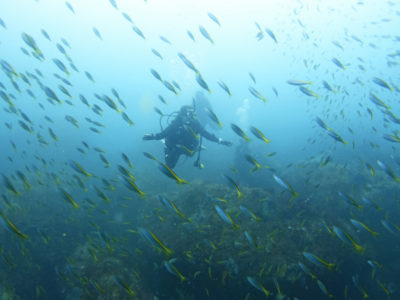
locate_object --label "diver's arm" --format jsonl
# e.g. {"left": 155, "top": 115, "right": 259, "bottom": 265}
{"left": 143, "top": 119, "right": 178, "bottom": 140}
{"left": 195, "top": 122, "right": 232, "bottom": 146}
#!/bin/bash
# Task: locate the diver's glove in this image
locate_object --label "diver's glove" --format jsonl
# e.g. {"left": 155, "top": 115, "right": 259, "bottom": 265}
{"left": 142, "top": 134, "right": 155, "bottom": 140}
{"left": 219, "top": 138, "right": 232, "bottom": 147}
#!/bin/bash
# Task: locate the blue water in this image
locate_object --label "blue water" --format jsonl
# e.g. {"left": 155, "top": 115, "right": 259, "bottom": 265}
{"left": 1, "top": 0, "right": 400, "bottom": 299}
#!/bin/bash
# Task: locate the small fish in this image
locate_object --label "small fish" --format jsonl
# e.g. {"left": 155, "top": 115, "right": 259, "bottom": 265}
{"left": 122, "top": 153, "right": 133, "bottom": 168}
{"left": 65, "top": 115, "right": 79, "bottom": 128}
{"left": 240, "top": 205, "right": 260, "bottom": 221}
{"left": 163, "top": 80, "right": 178, "bottom": 95}
{"left": 369, "top": 93, "right": 390, "bottom": 109}
{"left": 53, "top": 59, "right": 69, "bottom": 75}
{"left": 164, "top": 259, "right": 186, "bottom": 282}
{"left": 95, "top": 186, "right": 111, "bottom": 203}
{"left": 178, "top": 52, "right": 198, "bottom": 73}
{"left": 199, "top": 25, "right": 214, "bottom": 44}
{"left": 317, "top": 280, "right": 334, "bottom": 298}
{"left": 247, "top": 276, "right": 270, "bottom": 297}
{"left": 99, "top": 154, "right": 111, "bottom": 167}
{"left": 195, "top": 73, "right": 211, "bottom": 93}
{"left": 118, "top": 165, "right": 136, "bottom": 180}
{"left": 79, "top": 94, "right": 90, "bottom": 107}
{"left": 0, "top": 210, "right": 29, "bottom": 239}
{"left": 60, "top": 188, "right": 79, "bottom": 208}
{"left": 248, "top": 86, "right": 267, "bottom": 102}
{"left": 102, "top": 95, "right": 121, "bottom": 113}
{"left": 18, "top": 120, "right": 33, "bottom": 134}
{"left": 150, "top": 69, "right": 162, "bottom": 82}
{"left": 265, "top": 28, "right": 277, "bottom": 43}
{"left": 58, "top": 84, "right": 72, "bottom": 98}
{"left": 138, "top": 228, "right": 173, "bottom": 256}
{"left": 298, "top": 262, "right": 317, "bottom": 280}
{"left": 21, "top": 32, "right": 42, "bottom": 57}
{"left": 367, "top": 260, "right": 382, "bottom": 278}
{"left": 93, "top": 27, "right": 102, "bottom": 40}
{"left": 372, "top": 77, "right": 392, "bottom": 91}
{"left": 1, "top": 59, "right": 18, "bottom": 77}
{"left": 377, "top": 281, "right": 391, "bottom": 297}
{"left": 338, "top": 192, "right": 362, "bottom": 209}
{"left": 143, "top": 152, "right": 158, "bottom": 161}
{"left": 122, "top": 176, "right": 145, "bottom": 198}
{"left": 332, "top": 226, "right": 365, "bottom": 253}
{"left": 172, "top": 80, "right": 181, "bottom": 91}
{"left": 154, "top": 107, "right": 164, "bottom": 116}
{"left": 205, "top": 108, "right": 222, "bottom": 127}
{"left": 381, "top": 219, "right": 400, "bottom": 236}
{"left": 224, "top": 175, "right": 243, "bottom": 197}
{"left": 377, "top": 160, "right": 400, "bottom": 182}
{"left": 56, "top": 43, "right": 67, "bottom": 56}
{"left": 215, "top": 205, "right": 239, "bottom": 229}
{"left": 231, "top": 123, "right": 250, "bottom": 142}
{"left": 287, "top": 79, "right": 312, "bottom": 86}
{"left": 70, "top": 160, "right": 92, "bottom": 177}
{"left": 245, "top": 154, "right": 267, "bottom": 172}
{"left": 151, "top": 48, "right": 163, "bottom": 60}
{"left": 360, "top": 196, "right": 381, "bottom": 210}
{"left": 85, "top": 71, "right": 95, "bottom": 83}
{"left": 244, "top": 231, "right": 259, "bottom": 248}
{"left": 158, "top": 95, "right": 167, "bottom": 105}
{"left": 16, "top": 170, "right": 31, "bottom": 189}
{"left": 187, "top": 30, "right": 195, "bottom": 41}
{"left": 65, "top": 1, "right": 75, "bottom": 13}
{"left": 207, "top": 12, "right": 220, "bottom": 26}
{"left": 121, "top": 12, "right": 133, "bottom": 23}
{"left": 322, "top": 80, "right": 336, "bottom": 93}
{"left": 332, "top": 57, "right": 346, "bottom": 70}
{"left": 303, "top": 252, "right": 335, "bottom": 271}
{"left": 249, "top": 126, "right": 270, "bottom": 144}
{"left": 121, "top": 112, "right": 135, "bottom": 126}
{"left": 299, "top": 86, "right": 318, "bottom": 98}
{"left": 315, "top": 117, "right": 330, "bottom": 130}
{"left": 332, "top": 41, "right": 343, "bottom": 50}
{"left": 0, "top": 17, "right": 6, "bottom": 29}
{"left": 383, "top": 133, "right": 400, "bottom": 143}
{"left": 132, "top": 25, "right": 145, "bottom": 39}
{"left": 114, "top": 276, "right": 135, "bottom": 296}
{"left": 160, "top": 36, "right": 171, "bottom": 44}
{"left": 273, "top": 174, "right": 298, "bottom": 198}
{"left": 217, "top": 80, "right": 231, "bottom": 96}
{"left": 249, "top": 72, "right": 256, "bottom": 83}
{"left": 352, "top": 275, "right": 369, "bottom": 299}
{"left": 350, "top": 219, "right": 378, "bottom": 237}
{"left": 109, "top": 0, "right": 118, "bottom": 9}
{"left": 327, "top": 130, "right": 347, "bottom": 144}
{"left": 158, "top": 161, "right": 188, "bottom": 184}
{"left": 159, "top": 195, "right": 191, "bottom": 222}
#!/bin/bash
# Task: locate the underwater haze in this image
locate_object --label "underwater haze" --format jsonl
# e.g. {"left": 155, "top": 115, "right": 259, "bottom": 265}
{"left": 1, "top": 0, "right": 400, "bottom": 299}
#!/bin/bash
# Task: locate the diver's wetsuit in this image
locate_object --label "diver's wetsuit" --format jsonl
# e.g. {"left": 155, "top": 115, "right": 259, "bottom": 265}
{"left": 153, "top": 112, "right": 220, "bottom": 169}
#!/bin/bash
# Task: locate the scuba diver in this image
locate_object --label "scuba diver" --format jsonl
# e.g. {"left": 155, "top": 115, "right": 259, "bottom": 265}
{"left": 143, "top": 105, "right": 232, "bottom": 169}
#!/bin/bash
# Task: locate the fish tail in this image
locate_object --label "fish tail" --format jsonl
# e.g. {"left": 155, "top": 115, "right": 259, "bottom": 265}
{"left": 291, "top": 192, "right": 299, "bottom": 199}
{"left": 356, "top": 245, "right": 365, "bottom": 254}
{"left": 328, "top": 263, "right": 335, "bottom": 271}
{"left": 371, "top": 231, "right": 379, "bottom": 237}
{"left": 249, "top": 167, "right": 257, "bottom": 173}
{"left": 178, "top": 178, "right": 189, "bottom": 185}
